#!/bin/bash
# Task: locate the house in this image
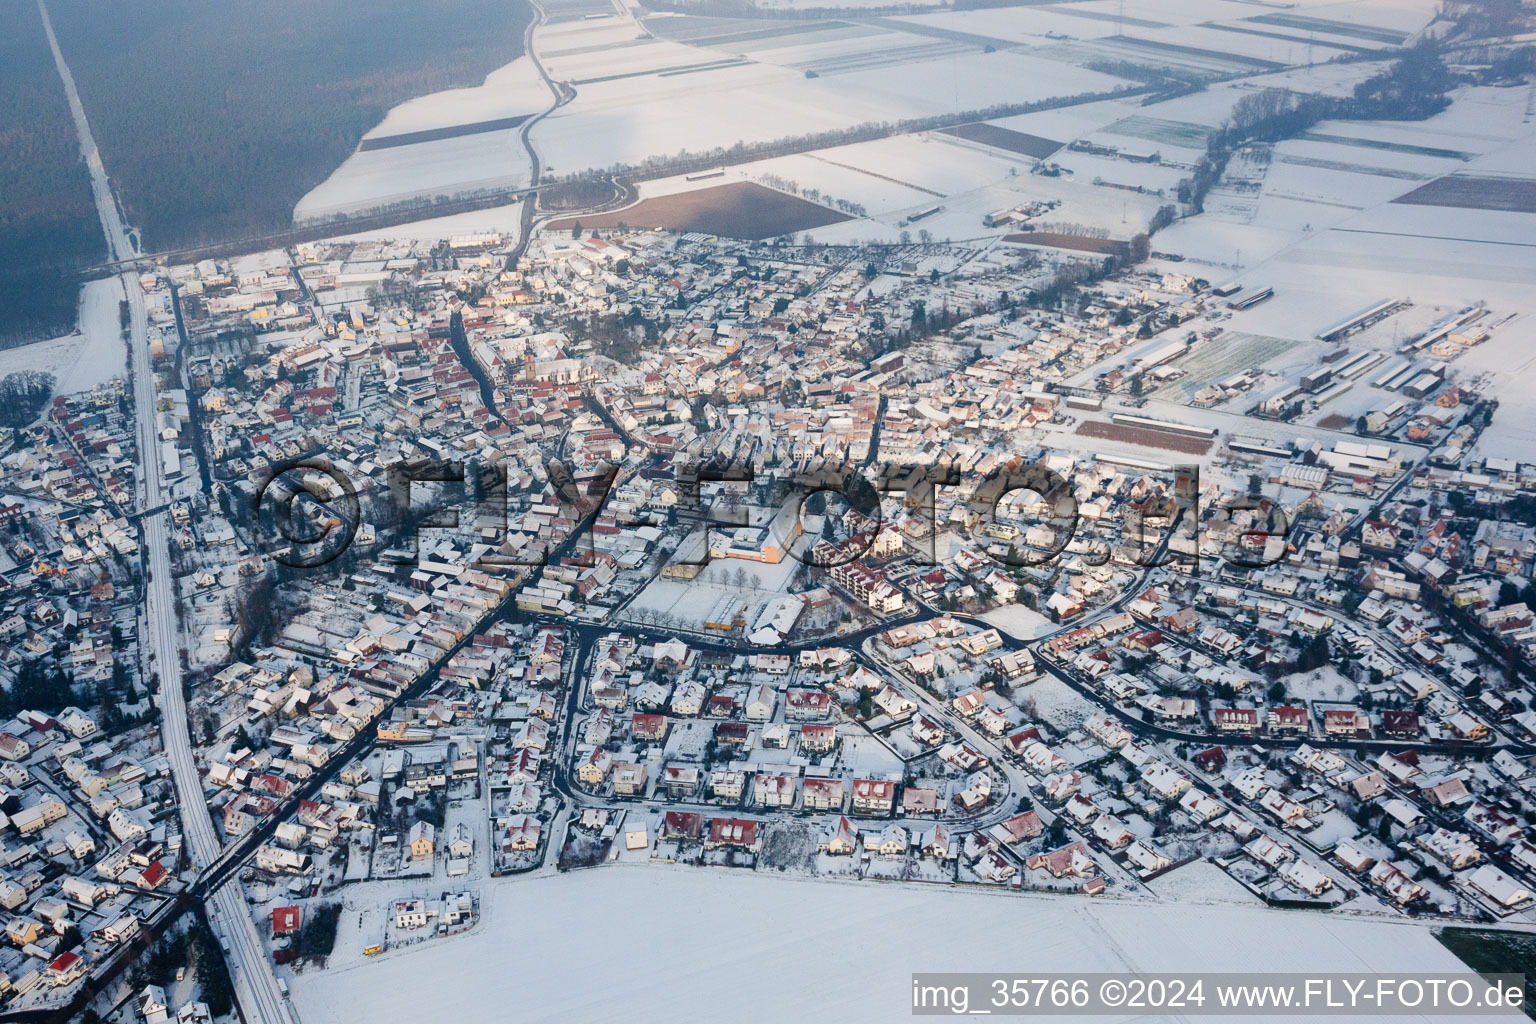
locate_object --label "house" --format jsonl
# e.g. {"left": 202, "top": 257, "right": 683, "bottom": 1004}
{"left": 1140, "top": 762, "right": 1190, "bottom": 800}
{"left": 271, "top": 905, "right": 302, "bottom": 938}
{"left": 1369, "top": 861, "right": 1426, "bottom": 905}
{"left": 394, "top": 899, "right": 434, "bottom": 930}
{"left": 408, "top": 821, "right": 435, "bottom": 859}
{"left": 1417, "top": 828, "right": 1481, "bottom": 869}
{"left": 0, "top": 734, "right": 30, "bottom": 761}
{"left": 799, "top": 724, "right": 837, "bottom": 754}
{"left": 911, "top": 715, "right": 946, "bottom": 747}
{"left": 990, "top": 811, "right": 1043, "bottom": 845}
{"left": 803, "top": 778, "right": 844, "bottom": 811}
{"left": 851, "top": 779, "right": 895, "bottom": 814}
{"left": 662, "top": 764, "right": 700, "bottom": 798}
{"left": 631, "top": 713, "right": 668, "bottom": 742}
{"left": 1323, "top": 708, "right": 1370, "bottom": 737}
{"left": 140, "top": 985, "right": 170, "bottom": 1024}
{"left": 872, "top": 686, "right": 916, "bottom": 719}
{"left": 744, "top": 684, "right": 776, "bottom": 722}
{"left": 447, "top": 822, "right": 474, "bottom": 859}
{"left": 662, "top": 811, "right": 704, "bottom": 841}
{"left": 976, "top": 849, "right": 1016, "bottom": 883}
{"left": 821, "top": 816, "right": 858, "bottom": 855}
{"left": 1266, "top": 705, "right": 1309, "bottom": 734}
{"left": 1178, "top": 789, "right": 1224, "bottom": 823}
{"left": 705, "top": 818, "right": 761, "bottom": 852}
{"left": 46, "top": 950, "right": 87, "bottom": 987}
{"left": 501, "top": 814, "right": 542, "bottom": 852}
{"left": 786, "top": 689, "right": 831, "bottom": 721}
{"left": 1468, "top": 864, "right": 1533, "bottom": 908}
{"left": 951, "top": 690, "right": 986, "bottom": 717}
{"left": 1025, "top": 841, "right": 1097, "bottom": 878}
{"left": 1211, "top": 707, "right": 1260, "bottom": 734}
{"left": 577, "top": 749, "right": 613, "bottom": 787}
{"left": 612, "top": 761, "right": 648, "bottom": 797}
{"left": 955, "top": 771, "right": 992, "bottom": 811}
{"left": 753, "top": 774, "right": 795, "bottom": 808}
{"left": 901, "top": 787, "right": 937, "bottom": 816}
{"left": 1091, "top": 814, "right": 1134, "bottom": 849}
{"left": 1084, "top": 713, "right": 1130, "bottom": 748}
{"left": 710, "top": 770, "right": 746, "bottom": 800}
{"left": 868, "top": 824, "right": 909, "bottom": 857}
{"left": 1277, "top": 858, "right": 1332, "bottom": 896}
{"left": 1126, "top": 840, "right": 1170, "bottom": 875}
{"left": 1244, "top": 834, "right": 1293, "bottom": 868}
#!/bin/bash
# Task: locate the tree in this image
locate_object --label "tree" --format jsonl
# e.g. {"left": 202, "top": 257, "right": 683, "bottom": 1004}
{"left": 0, "top": 372, "right": 55, "bottom": 428}
{"left": 571, "top": 221, "right": 583, "bottom": 238}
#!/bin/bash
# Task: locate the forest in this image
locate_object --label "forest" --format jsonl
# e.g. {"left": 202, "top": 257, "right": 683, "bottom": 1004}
{"left": 45, "top": 0, "right": 532, "bottom": 251}
{"left": 0, "top": 1, "right": 103, "bottom": 346}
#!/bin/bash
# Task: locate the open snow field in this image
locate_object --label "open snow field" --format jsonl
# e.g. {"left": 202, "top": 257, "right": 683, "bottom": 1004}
{"left": 294, "top": 57, "right": 550, "bottom": 222}
{"left": 0, "top": 278, "right": 127, "bottom": 396}
{"left": 289, "top": 863, "right": 1503, "bottom": 1024}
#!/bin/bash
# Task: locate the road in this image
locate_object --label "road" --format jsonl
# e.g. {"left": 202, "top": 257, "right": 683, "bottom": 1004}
{"left": 35, "top": 3, "right": 297, "bottom": 1021}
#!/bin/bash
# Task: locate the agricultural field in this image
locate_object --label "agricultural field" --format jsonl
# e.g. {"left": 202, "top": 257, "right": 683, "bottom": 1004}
{"left": 1075, "top": 419, "right": 1214, "bottom": 456}
{"left": 939, "top": 122, "right": 1062, "bottom": 159}
{"left": 293, "top": 862, "right": 1502, "bottom": 1024}
{"left": 1103, "top": 114, "right": 1213, "bottom": 150}
{"left": 296, "top": 57, "right": 551, "bottom": 223}
{"left": 545, "top": 181, "right": 848, "bottom": 238}
{"left": 1247, "top": 11, "right": 1410, "bottom": 45}
{"left": 1393, "top": 174, "right": 1536, "bottom": 214}
{"left": 1002, "top": 231, "right": 1127, "bottom": 255}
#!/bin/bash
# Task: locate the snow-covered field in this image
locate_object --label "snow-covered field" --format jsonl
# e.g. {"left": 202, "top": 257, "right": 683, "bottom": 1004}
{"left": 0, "top": 277, "right": 127, "bottom": 395}
{"left": 294, "top": 57, "right": 549, "bottom": 223}
{"left": 290, "top": 863, "right": 1499, "bottom": 1024}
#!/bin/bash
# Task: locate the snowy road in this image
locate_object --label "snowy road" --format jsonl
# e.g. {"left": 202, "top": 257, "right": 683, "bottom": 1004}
{"left": 36, "top": 2, "right": 298, "bottom": 1021}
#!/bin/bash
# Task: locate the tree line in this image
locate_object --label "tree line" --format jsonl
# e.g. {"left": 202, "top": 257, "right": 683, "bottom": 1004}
{"left": 0, "top": 1, "right": 104, "bottom": 346}
{"left": 44, "top": 0, "right": 534, "bottom": 251}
